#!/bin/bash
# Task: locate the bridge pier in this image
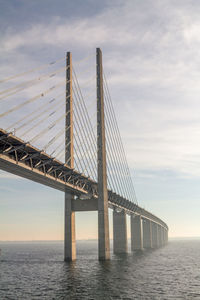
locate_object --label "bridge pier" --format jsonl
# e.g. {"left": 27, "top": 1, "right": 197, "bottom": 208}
{"left": 64, "top": 192, "right": 76, "bottom": 261}
{"left": 157, "top": 224, "right": 162, "bottom": 247}
{"left": 143, "top": 219, "right": 152, "bottom": 249}
{"left": 165, "top": 228, "right": 167, "bottom": 244}
{"left": 167, "top": 229, "right": 169, "bottom": 243}
{"left": 161, "top": 226, "right": 165, "bottom": 247}
{"left": 163, "top": 227, "right": 167, "bottom": 245}
{"left": 152, "top": 222, "right": 159, "bottom": 248}
{"left": 163, "top": 228, "right": 166, "bottom": 245}
{"left": 131, "top": 215, "right": 143, "bottom": 251}
{"left": 113, "top": 208, "right": 128, "bottom": 254}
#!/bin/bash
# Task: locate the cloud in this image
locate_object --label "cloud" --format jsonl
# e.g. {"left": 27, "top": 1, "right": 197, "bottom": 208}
{"left": 1, "top": 0, "right": 200, "bottom": 180}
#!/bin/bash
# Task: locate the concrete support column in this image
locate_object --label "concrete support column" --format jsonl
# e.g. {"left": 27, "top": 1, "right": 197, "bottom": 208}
{"left": 163, "top": 228, "right": 167, "bottom": 245}
{"left": 157, "top": 224, "right": 162, "bottom": 247}
{"left": 131, "top": 215, "right": 143, "bottom": 251}
{"left": 164, "top": 228, "right": 168, "bottom": 245}
{"left": 161, "top": 227, "right": 165, "bottom": 246}
{"left": 143, "top": 219, "right": 152, "bottom": 249}
{"left": 152, "top": 222, "right": 158, "bottom": 248}
{"left": 64, "top": 192, "right": 76, "bottom": 261}
{"left": 113, "top": 208, "right": 128, "bottom": 254}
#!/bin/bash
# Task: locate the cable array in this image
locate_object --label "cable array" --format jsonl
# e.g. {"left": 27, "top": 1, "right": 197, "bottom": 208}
{"left": 0, "top": 51, "right": 137, "bottom": 205}
{"left": 0, "top": 58, "right": 65, "bottom": 83}
{"left": 72, "top": 67, "right": 97, "bottom": 181}
{"left": 103, "top": 72, "right": 138, "bottom": 205}
{"left": 0, "top": 53, "right": 97, "bottom": 180}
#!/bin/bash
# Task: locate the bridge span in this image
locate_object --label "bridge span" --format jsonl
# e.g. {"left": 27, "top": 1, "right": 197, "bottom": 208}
{"left": 0, "top": 127, "right": 168, "bottom": 258}
{"left": 0, "top": 48, "right": 168, "bottom": 260}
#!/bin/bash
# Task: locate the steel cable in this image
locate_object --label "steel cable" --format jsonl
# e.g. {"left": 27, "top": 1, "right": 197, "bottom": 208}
{"left": 0, "top": 80, "right": 66, "bottom": 118}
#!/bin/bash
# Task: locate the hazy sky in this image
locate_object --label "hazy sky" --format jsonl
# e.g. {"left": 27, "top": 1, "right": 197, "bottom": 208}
{"left": 1, "top": 0, "right": 200, "bottom": 240}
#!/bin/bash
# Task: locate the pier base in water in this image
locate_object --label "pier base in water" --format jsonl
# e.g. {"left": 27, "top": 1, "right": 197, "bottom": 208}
{"left": 113, "top": 208, "right": 128, "bottom": 254}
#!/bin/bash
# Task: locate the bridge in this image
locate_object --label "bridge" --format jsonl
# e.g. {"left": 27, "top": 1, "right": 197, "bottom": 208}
{"left": 0, "top": 48, "right": 168, "bottom": 261}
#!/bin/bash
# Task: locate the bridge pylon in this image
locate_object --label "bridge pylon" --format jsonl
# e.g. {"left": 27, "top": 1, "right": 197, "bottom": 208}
{"left": 64, "top": 48, "right": 110, "bottom": 261}
{"left": 64, "top": 52, "right": 76, "bottom": 261}
{"left": 96, "top": 48, "right": 110, "bottom": 260}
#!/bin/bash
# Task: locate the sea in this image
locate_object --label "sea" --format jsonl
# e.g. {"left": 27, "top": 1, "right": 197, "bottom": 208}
{"left": 0, "top": 239, "right": 200, "bottom": 299}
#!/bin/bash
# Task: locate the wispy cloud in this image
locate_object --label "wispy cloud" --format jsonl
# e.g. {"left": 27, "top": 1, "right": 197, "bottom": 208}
{"left": 1, "top": 0, "right": 200, "bottom": 179}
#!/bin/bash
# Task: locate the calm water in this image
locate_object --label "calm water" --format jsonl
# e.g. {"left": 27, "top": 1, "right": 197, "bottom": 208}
{"left": 0, "top": 240, "right": 200, "bottom": 299}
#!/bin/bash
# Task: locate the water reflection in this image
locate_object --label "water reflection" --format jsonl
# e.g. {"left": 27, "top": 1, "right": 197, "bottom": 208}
{"left": 1, "top": 240, "right": 200, "bottom": 299}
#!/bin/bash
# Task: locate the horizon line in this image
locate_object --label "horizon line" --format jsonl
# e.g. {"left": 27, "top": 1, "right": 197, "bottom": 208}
{"left": 1, "top": 236, "right": 200, "bottom": 242}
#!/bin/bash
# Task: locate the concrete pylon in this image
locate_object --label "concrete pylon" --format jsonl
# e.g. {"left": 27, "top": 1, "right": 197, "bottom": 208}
{"left": 64, "top": 52, "right": 76, "bottom": 261}
{"left": 96, "top": 48, "right": 110, "bottom": 260}
{"left": 131, "top": 215, "right": 143, "bottom": 251}
{"left": 113, "top": 208, "right": 128, "bottom": 254}
{"left": 143, "top": 219, "right": 152, "bottom": 249}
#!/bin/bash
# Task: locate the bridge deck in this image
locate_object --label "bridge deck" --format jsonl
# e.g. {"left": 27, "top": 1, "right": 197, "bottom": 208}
{"left": 0, "top": 128, "right": 168, "bottom": 229}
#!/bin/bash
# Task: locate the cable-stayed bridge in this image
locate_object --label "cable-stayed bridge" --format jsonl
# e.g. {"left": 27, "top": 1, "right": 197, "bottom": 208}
{"left": 0, "top": 48, "right": 168, "bottom": 261}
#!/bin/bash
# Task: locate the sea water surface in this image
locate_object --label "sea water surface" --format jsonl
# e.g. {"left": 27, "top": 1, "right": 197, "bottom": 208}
{"left": 0, "top": 240, "right": 200, "bottom": 299}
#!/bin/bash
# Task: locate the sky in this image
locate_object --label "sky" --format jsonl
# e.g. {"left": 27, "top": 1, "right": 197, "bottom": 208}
{"left": 1, "top": 0, "right": 200, "bottom": 240}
